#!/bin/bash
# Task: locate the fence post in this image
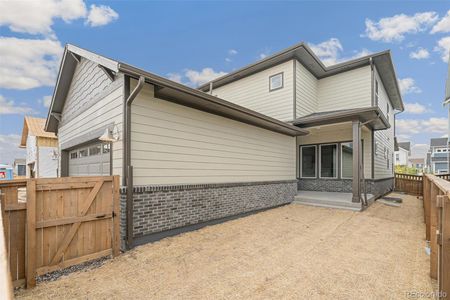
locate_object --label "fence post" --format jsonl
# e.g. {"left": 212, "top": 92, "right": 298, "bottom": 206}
{"left": 112, "top": 176, "right": 120, "bottom": 257}
{"left": 424, "top": 176, "right": 431, "bottom": 241}
{"left": 25, "top": 180, "right": 36, "bottom": 288}
{"left": 430, "top": 182, "right": 439, "bottom": 280}
{"left": 440, "top": 194, "right": 450, "bottom": 298}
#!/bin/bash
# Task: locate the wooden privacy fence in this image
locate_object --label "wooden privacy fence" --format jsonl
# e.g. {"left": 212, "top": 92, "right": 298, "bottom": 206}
{"left": 394, "top": 173, "right": 423, "bottom": 196}
{"left": 423, "top": 174, "right": 450, "bottom": 299}
{"left": 0, "top": 187, "right": 13, "bottom": 299}
{"left": 0, "top": 176, "right": 120, "bottom": 288}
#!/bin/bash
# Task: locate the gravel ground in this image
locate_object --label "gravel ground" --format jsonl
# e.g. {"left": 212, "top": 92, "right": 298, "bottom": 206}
{"left": 16, "top": 192, "right": 434, "bottom": 300}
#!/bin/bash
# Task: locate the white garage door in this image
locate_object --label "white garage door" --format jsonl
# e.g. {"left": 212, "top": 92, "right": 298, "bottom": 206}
{"left": 69, "top": 142, "right": 111, "bottom": 176}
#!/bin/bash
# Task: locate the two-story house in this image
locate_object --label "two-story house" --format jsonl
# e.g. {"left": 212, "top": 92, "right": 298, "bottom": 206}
{"left": 19, "top": 116, "right": 58, "bottom": 178}
{"left": 427, "top": 137, "right": 449, "bottom": 174}
{"left": 45, "top": 42, "right": 403, "bottom": 248}
{"left": 394, "top": 141, "right": 411, "bottom": 166}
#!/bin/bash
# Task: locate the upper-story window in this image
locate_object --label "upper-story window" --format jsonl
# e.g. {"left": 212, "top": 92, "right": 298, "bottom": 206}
{"left": 386, "top": 103, "right": 390, "bottom": 123}
{"left": 269, "top": 73, "right": 283, "bottom": 91}
{"left": 375, "top": 80, "right": 379, "bottom": 104}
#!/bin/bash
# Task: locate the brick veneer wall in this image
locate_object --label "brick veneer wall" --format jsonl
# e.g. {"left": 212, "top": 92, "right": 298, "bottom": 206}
{"left": 120, "top": 180, "right": 297, "bottom": 248}
{"left": 298, "top": 178, "right": 394, "bottom": 197}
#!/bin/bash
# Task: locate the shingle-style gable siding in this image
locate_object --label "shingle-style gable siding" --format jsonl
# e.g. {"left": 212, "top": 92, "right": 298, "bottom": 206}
{"left": 60, "top": 58, "right": 118, "bottom": 126}
{"left": 211, "top": 60, "right": 294, "bottom": 122}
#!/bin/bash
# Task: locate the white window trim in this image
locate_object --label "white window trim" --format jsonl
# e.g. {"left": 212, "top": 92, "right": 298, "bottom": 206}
{"left": 269, "top": 72, "right": 284, "bottom": 92}
{"left": 319, "top": 143, "right": 338, "bottom": 179}
{"left": 300, "top": 145, "right": 317, "bottom": 179}
{"left": 340, "top": 142, "right": 353, "bottom": 180}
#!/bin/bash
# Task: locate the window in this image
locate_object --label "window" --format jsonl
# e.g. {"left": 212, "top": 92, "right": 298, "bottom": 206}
{"left": 17, "top": 165, "right": 26, "bottom": 176}
{"left": 79, "top": 149, "right": 88, "bottom": 158}
{"left": 89, "top": 145, "right": 101, "bottom": 156}
{"left": 396, "top": 153, "right": 400, "bottom": 161}
{"left": 102, "top": 143, "right": 110, "bottom": 154}
{"left": 300, "top": 146, "right": 316, "bottom": 178}
{"left": 341, "top": 142, "right": 353, "bottom": 179}
{"left": 70, "top": 152, "right": 78, "bottom": 159}
{"left": 375, "top": 80, "right": 379, "bottom": 104}
{"left": 269, "top": 73, "right": 283, "bottom": 91}
{"left": 320, "top": 144, "right": 337, "bottom": 178}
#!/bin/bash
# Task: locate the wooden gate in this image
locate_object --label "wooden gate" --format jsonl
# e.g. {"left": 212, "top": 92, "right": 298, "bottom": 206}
{"left": 0, "top": 176, "right": 120, "bottom": 288}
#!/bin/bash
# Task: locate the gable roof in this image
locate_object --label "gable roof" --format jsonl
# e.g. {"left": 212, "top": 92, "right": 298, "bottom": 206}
{"left": 430, "top": 137, "right": 448, "bottom": 147}
{"left": 398, "top": 142, "right": 411, "bottom": 152}
{"left": 198, "top": 42, "right": 404, "bottom": 112}
{"left": 20, "top": 117, "right": 57, "bottom": 147}
{"left": 45, "top": 45, "right": 308, "bottom": 137}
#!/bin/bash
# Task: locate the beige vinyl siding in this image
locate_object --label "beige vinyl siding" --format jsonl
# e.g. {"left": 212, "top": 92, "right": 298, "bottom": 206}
{"left": 374, "top": 67, "right": 395, "bottom": 179}
{"left": 296, "top": 60, "right": 318, "bottom": 118}
{"left": 212, "top": 60, "right": 294, "bottom": 122}
{"left": 296, "top": 122, "right": 372, "bottom": 179}
{"left": 58, "top": 80, "right": 124, "bottom": 178}
{"left": 130, "top": 80, "right": 296, "bottom": 185}
{"left": 317, "top": 66, "right": 372, "bottom": 112}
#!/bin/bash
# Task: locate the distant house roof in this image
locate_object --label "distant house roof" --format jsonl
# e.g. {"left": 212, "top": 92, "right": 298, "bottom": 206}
{"left": 45, "top": 45, "right": 309, "bottom": 137}
{"left": 398, "top": 142, "right": 411, "bottom": 152}
{"left": 409, "top": 158, "right": 424, "bottom": 164}
{"left": 20, "top": 116, "right": 57, "bottom": 147}
{"left": 198, "top": 42, "right": 404, "bottom": 112}
{"left": 430, "top": 137, "right": 448, "bottom": 147}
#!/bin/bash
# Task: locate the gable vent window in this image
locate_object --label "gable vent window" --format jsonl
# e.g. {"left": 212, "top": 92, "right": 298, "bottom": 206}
{"left": 269, "top": 73, "right": 283, "bottom": 91}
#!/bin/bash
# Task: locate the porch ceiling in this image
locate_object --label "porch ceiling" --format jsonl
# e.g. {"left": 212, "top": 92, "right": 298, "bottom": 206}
{"left": 292, "top": 107, "right": 389, "bottom": 130}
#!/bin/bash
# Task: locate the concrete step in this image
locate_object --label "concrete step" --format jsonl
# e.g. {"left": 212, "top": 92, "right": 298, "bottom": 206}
{"left": 293, "top": 192, "right": 363, "bottom": 211}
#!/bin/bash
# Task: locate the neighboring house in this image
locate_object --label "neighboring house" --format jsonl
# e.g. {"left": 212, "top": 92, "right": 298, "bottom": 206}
{"left": 13, "top": 158, "right": 26, "bottom": 178}
{"left": 19, "top": 117, "right": 59, "bottom": 178}
{"left": 427, "top": 137, "right": 449, "bottom": 174}
{"left": 409, "top": 158, "right": 425, "bottom": 173}
{"left": 0, "top": 164, "right": 13, "bottom": 180}
{"left": 45, "top": 43, "right": 403, "bottom": 248}
{"left": 394, "top": 141, "right": 411, "bottom": 166}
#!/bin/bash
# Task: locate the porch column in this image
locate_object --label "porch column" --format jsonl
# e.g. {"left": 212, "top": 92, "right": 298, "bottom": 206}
{"left": 352, "top": 120, "right": 361, "bottom": 203}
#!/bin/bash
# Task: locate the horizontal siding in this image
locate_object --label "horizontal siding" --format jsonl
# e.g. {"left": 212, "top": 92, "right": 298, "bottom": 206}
{"left": 296, "top": 61, "right": 318, "bottom": 118}
{"left": 374, "top": 67, "right": 395, "bottom": 179}
{"left": 317, "top": 66, "right": 372, "bottom": 112}
{"left": 58, "top": 82, "right": 124, "bottom": 178}
{"left": 38, "top": 147, "right": 58, "bottom": 178}
{"left": 297, "top": 122, "right": 372, "bottom": 179}
{"left": 130, "top": 80, "right": 296, "bottom": 185}
{"left": 212, "top": 60, "right": 294, "bottom": 122}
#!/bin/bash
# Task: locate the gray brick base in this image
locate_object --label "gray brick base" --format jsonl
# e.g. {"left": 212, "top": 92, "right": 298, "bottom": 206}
{"left": 120, "top": 180, "right": 297, "bottom": 249}
{"left": 298, "top": 177, "right": 394, "bottom": 197}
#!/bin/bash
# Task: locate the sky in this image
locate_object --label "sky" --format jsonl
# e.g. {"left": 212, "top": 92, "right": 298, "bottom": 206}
{"left": 0, "top": 0, "right": 449, "bottom": 165}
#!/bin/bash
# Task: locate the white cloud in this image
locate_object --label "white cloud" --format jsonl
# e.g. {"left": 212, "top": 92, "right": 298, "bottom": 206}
{"left": 0, "top": 37, "right": 63, "bottom": 90}
{"left": 404, "top": 102, "right": 429, "bottom": 114}
{"left": 397, "top": 117, "right": 447, "bottom": 140}
{"left": 431, "top": 10, "right": 450, "bottom": 33}
{"left": 167, "top": 68, "right": 227, "bottom": 87}
{"left": 363, "top": 12, "right": 438, "bottom": 42}
{"left": 0, "top": 134, "right": 26, "bottom": 165}
{"left": 185, "top": 68, "right": 227, "bottom": 86}
{"left": 409, "top": 48, "right": 430, "bottom": 59}
{"left": 398, "top": 78, "right": 421, "bottom": 95}
{"left": 85, "top": 4, "right": 118, "bottom": 27}
{"left": 308, "top": 38, "right": 371, "bottom": 66}
{"left": 434, "top": 36, "right": 450, "bottom": 62}
{"left": 411, "top": 143, "right": 430, "bottom": 159}
{"left": 0, "top": 95, "right": 35, "bottom": 115}
{"left": 0, "top": 0, "right": 87, "bottom": 36}
{"left": 38, "top": 95, "right": 52, "bottom": 108}
{"left": 228, "top": 49, "right": 238, "bottom": 55}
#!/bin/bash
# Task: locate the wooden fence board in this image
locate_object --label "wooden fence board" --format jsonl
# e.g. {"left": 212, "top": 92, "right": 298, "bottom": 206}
{"left": 0, "top": 175, "right": 120, "bottom": 289}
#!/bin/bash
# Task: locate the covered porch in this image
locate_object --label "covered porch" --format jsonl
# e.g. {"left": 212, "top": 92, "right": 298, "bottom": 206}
{"left": 293, "top": 107, "right": 390, "bottom": 210}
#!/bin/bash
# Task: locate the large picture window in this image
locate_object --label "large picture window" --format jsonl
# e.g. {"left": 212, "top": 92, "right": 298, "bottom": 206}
{"left": 300, "top": 146, "right": 316, "bottom": 178}
{"left": 341, "top": 142, "right": 353, "bottom": 179}
{"left": 320, "top": 144, "right": 337, "bottom": 178}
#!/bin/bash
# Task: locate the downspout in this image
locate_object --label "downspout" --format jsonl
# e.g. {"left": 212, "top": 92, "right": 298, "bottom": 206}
{"left": 370, "top": 57, "right": 375, "bottom": 180}
{"left": 124, "top": 75, "right": 145, "bottom": 250}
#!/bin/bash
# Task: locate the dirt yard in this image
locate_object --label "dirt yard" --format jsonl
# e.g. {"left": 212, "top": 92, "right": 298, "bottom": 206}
{"left": 16, "top": 193, "right": 433, "bottom": 299}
